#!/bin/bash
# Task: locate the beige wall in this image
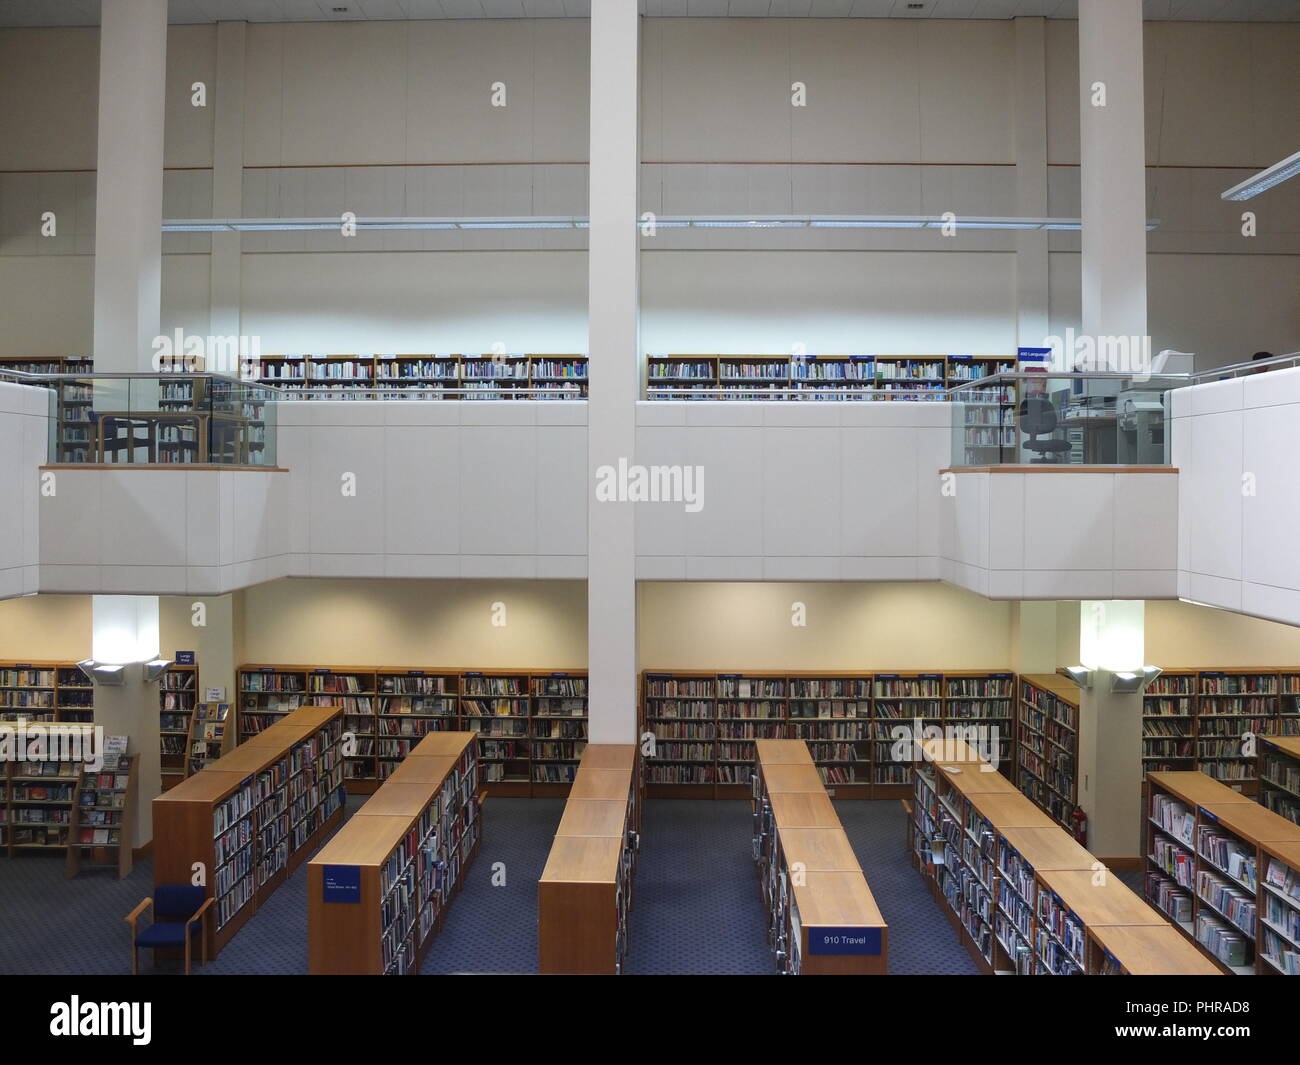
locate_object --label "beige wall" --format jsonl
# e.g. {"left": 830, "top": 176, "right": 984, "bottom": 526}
{"left": 234, "top": 578, "right": 587, "bottom": 670}
{"left": 1146, "top": 599, "right": 1300, "bottom": 668}
{"left": 638, "top": 581, "right": 1013, "bottom": 672}
{"left": 0, "top": 593, "right": 91, "bottom": 661}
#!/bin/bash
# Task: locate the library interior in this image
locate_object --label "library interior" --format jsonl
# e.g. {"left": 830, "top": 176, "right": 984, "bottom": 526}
{"left": 1, "top": 0, "right": 1300, "bottom": 993}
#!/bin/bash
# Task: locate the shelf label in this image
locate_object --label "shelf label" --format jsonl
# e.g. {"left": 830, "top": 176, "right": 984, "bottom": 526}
{"left": 808, "top": 927, "right": 882, "bottom": 956}
{"left": 1198, "top": 806, "right": 1218, "bottom": 822}
{"left": 322, "top": 865, "right": 361, "bottom": 903}
{"left": 407, "top": 670, "right": 424, "bottom": 675}
{"left": 175, "top": 651, "right": 196, "bottom": 665}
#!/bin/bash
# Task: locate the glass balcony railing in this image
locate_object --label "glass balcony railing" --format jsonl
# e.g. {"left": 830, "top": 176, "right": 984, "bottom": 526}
{"left": 0, "top": 369, "right": 280, "bottom": 467}
{"left": 948, "top": 371, "right": 1185, "bottom": 468}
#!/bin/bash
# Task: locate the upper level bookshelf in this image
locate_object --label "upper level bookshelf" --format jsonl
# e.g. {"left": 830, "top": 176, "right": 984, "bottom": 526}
{"left": 646, "top": 353, "right": 1014, "bottom": 401}
{"left": 910, "top": 749, "right": 1218, "bottom": 975}
{"left": 639, "top": 669, "right": 1014, "bottom": 800}
{"left": 244, "top": 354, "right": 588, "bottom": 399}
{"left": 0, "top": 661, "right": 93, "bottom": 725}
{"left": 237, "top": 664, "right": 587, "bottom": 798}
{"left": 308, "top": 731, "right": 481, "bottom": 975}
{"left": 0, "top": 357, "right": 95, "bottom": 463}
{"left": 1145, "top": 770, "right": 1300, "bottom": 975}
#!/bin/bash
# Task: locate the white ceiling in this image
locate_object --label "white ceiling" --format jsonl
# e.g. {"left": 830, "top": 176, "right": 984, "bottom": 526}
{"left": 0, "top": 0, "right": 1296, "bottom": 27}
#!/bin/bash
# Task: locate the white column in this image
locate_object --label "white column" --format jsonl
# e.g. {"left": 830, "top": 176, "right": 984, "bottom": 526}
{"left": 586, "top": 0, "right": 640, "bottom": 745}
{"left": 1079, "top": 0, "right": 1148, "bottom": 365}
{"left": 1013, "top": 17, "right": 1049, "bottom": 349}
{"left": 92, "top": 0, "right": 168, "bottom": 373}
{"left": 209, "top": 21, "right": 246, "bottom": 361}
{"left": 91, "top": 595, "right": 164, "bottom": 847}
{"left": 1076, "top": 600, "right": 1145, "bottom": 863}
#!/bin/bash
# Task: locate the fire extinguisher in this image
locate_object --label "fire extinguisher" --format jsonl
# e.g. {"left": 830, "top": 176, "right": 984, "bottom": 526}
{"left": 1071, "top": 807, "right": 1088, "bottom": 845}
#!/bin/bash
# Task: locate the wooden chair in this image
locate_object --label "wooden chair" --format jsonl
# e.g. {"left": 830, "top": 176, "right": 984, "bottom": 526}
{"left": 125, "top": 885, "right": 213, "bottom": 975}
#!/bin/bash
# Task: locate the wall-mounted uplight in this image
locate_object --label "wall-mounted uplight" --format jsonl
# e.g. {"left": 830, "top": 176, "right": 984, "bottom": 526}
{"left": 144, "top": 659, "right": 174, "bottom": 684}
{"left": 1061, "top": 665, "right": 1093, "bottom": 689}
{"left": 77, "top": 660, "right": 126, "bottom": 686}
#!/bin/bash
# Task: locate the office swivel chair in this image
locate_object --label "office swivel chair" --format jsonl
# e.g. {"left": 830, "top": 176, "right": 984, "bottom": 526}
{"left": 1018, "top": 395, "right": 1071, "bottom": 463}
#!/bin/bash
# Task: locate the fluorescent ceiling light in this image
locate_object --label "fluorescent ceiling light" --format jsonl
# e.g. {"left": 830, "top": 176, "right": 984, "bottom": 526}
{"left": 810, "top": 219, "right": 926, "bottom": 229}
{"left": 162, "top": 214, "right": 1163, "bottom": 233}
{"left": 1220, "top": 150, "right": 1300, "bottom": 201}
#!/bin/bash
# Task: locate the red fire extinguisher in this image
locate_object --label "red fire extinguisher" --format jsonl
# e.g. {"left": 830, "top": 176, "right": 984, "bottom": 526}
{"left": 1071, "top": 807, "right": 1088, "bottom": 845}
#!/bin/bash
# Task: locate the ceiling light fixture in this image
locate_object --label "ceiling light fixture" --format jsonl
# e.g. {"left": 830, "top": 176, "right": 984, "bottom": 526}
{"left": 1220, "top": 150, "right": 1300, "bottom": 201}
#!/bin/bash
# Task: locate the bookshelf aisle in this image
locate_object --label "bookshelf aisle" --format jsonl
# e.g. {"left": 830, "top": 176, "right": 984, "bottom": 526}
{"left": 309, "top": 732, "right": 481, "bottom": 974}
{"left": 538, "top": 744, "right": 640, "bottom": 974}
{"left": 237, "top": 664, "right": 589, "bottom": 797}
{"left": 910, "top": 746, "right": 1217, "bottom": 974}
{"left": 154, "top": 705, "right": 346, "bottom": 956}
{"left": 1144, "top": 770, "right": 1300, "bottom": 974}
{"left": 751, "top": 740, "right": 887, "bottom": 974}
{"left": 639, "top": 669, "right": 1015, "bottom": 800}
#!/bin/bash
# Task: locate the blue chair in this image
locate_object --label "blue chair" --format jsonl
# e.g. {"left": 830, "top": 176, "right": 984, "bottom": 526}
{"left": 125, "top": 885, "right": 213, "bottom": 975}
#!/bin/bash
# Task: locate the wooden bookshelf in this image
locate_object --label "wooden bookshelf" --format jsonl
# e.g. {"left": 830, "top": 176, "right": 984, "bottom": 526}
{"left": 537, "top": 744, "right": 640, "bottom": 975}
{"left": 752, "top": 739, "right": 887, "bottom": 974}
{"left": 640, "top": 669, "right": 1014, "bottom": 800}
{"left": 1142, "top": 670, "right": 1198, "bottom": 773}
{"left": 1259, "top": 735, "right": 1300, "bottom": 826}
{"left": 66, "top": 752, "right": 138, "bottom": 878}
{"left": 911, "top": 752, "right": 1217, "bottom": 974}
{"left": 153, "top": 705, "right": 346, "bottom": 957}
{"left": 308, "top": 731, "right": 480, "bottom": 974}
{"left": 185, "top": 701, "right": 233, "bottom": 774}
{"left": 244, "top": 353, "right": 588, "bottom": 399}
{"left": 646, "top": 353, "right": 1014, "bottom": 402}
{"left": 1146, "top": 769, "right": 1300, "bottom": 974}
{"left": 1016, "top": 675, "right": 1079, "bottom": 831}
{"left": 1, "top": 725, "right": 98, "bottom": 856}
{"left": 237, "top": 664, "right": 587, "bottom": 798}
{"left": 0, "top": 661, "right": 94, "bottom": 724}
{"left": 159, "top": 661, "right": 199, "bottom": 790}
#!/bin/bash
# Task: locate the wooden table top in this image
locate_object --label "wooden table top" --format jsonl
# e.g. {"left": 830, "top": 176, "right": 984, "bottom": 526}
{"left": 1037, "top": 869, "right": 1165, "bottom": 928}
{"left": 792, "top": 871, "right": 885, "bottom": 929}
{"left": 567, "top": 769, "right": 634, "bottom": 800}
{"left": 761, "top": 763, "right": 827, "bottom": 794}
{"left": 778, "top": 827, "right": 862, "bottom": 872}
{"left": 998, "top": 825, "right": 1097, "bottom": 872}
{"left": 555, "top": 799, "right": 628, "bottom": 838}
{"left": 967, "top": 791, "right": 1058, "bottom": 828}
{"left": 1147, "top": 771, "right": 1255, "bottom": 808}
{"left": 578, "top": 744, "right": 638, "bottom": 771}
{"left": 349, "top": 783, "right": 435, "bottom": 822}
{"left": 1201, "top": 800, "right": 1300, "bottom": 844}
{"left": 384, "top": 755, "right": 459, "bottom": 784}
{"left": 1087, "top": 924, "right": 1223, "bottom": 976}
{"left": 539, "top": 835, "right": 622, "bottom": 884}
{"left": 310, "top": 813, "right": 412, "bottom": 868}
{"left": 768, "top": 791, "right": 842, "bottom": 828}
{"left": 755, "top": 739, "right": 815, "bottom": 766}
